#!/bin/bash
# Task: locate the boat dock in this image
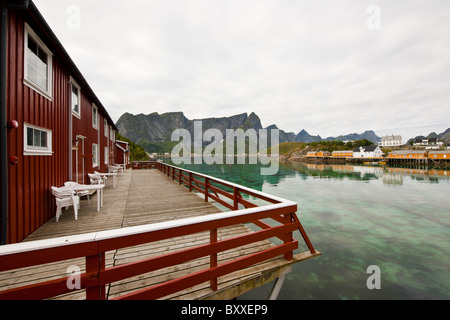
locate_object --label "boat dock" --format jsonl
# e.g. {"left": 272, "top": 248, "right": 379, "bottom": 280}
{"left": 0, "top": 163, "right": 320, "bottom": 300}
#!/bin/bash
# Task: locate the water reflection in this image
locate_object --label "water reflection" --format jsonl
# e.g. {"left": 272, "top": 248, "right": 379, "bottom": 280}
{"left": 280, "top": 161, "right": 450, "bottom": 186}
{"left": 166, "top": 158, "right": 450, "bottom": 192}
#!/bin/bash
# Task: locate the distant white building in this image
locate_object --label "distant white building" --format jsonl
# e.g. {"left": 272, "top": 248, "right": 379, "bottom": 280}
{"left": 353, "top": 145, "right": 383, "bottom": 158}
{"left": 379, "top": 134, "right": 402, "bottom": 147}
{"left": 414, "top": 137, "right": 444, "bottom": 149}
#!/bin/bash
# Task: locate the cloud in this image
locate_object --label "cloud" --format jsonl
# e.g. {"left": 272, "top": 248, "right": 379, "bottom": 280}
{"left": 33, "top": 0, "right": 450, "bottom": 139}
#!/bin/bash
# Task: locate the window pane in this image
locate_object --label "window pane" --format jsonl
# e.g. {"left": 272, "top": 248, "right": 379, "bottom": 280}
{"left": 37, "top": 59, "right": 48, "bottom": 77}
{"left": 27, "top": 66, "right": 38, "bottom": 84}
{"left": 38, "top": 75, "right": 48, "bottom": 91}
{"left": 28, "top": 36, "right": 38, "bottom": 54}
{"left": 72, "top": 86, "right": 79, "bottom": 113}
{"left": 40, "top": 131, "right": 47, "bottom": 148}
{"left": 93, "top": 108, "right": 98, "bottom": 126}
{"left": 27, "top": 49, "right": 37, "bottom": 69}
{"left": 37, "top": 48, "right": 47, "bottom": 64}
{"left": 27, "top": 128, "right": 34, "bottom": 146}
{"left": 34, "top": 129, "right": 41, "bottom": 147}
{"left": 93, "top": 144, "right": 98, "bottom": 166}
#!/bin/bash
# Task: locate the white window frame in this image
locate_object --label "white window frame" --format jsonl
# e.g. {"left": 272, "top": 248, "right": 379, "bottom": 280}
{"left": 71, "top": 77, "right": 81, "bottom": 118}
{"left": 24, "top": 23, "right": 53, "bottom": 100}
{"left": 24, "top": 123, "right": 53, "bottom": 156}
{"left": 92, "top": 104, "right": 98, "bottom": 129}
{"left": 92, "top": 143, "right": 99, "bottom": 168}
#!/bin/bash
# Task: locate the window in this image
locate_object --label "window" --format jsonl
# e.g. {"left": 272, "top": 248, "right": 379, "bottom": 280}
{"left": 104, "top": 119, "right": 108, "bottom": 138}
{"left": 24, "top": 123, "right": 52, "bottom": 156}
{"left": 24, "top": 24, "right": 53, "bottom": 99}
{"left": 92, "top": 144, "right": 98, "bottom": 167}
{"left": 105, "top": 147, "right": 109, "bottom": 164}
{"left": 92, "top": 104, "right": 98, "bottom": 129}
{"left": 71, "top": 78, "right": 81, "bottom": 118}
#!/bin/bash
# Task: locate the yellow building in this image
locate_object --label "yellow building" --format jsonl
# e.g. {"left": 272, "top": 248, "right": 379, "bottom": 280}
{"left": 428, "top": 151, "right": 450, "bottom": 159}
{"left": 332, "top": 151, "right": 354, "bottom": 158}
{"left": 387, "top": 150, "right": 428, "bottom": 159}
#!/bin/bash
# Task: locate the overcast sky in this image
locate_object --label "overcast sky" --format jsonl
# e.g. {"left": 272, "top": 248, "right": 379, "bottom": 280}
{"left": 33, "top": 0, "right": 450, "bottom": 141}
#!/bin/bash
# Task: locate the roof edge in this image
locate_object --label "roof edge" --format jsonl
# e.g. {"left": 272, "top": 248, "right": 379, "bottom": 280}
{"left": 27, "top": 0, "right": 118, "bottom": 131}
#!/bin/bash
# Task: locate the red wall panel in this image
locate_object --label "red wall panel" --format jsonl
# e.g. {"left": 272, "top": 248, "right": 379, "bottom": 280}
{"left": 6, "top": 12, "right": 70, "bottom": 243}
{"left": 5, "top": 9, "right": 116, "bottom": 243}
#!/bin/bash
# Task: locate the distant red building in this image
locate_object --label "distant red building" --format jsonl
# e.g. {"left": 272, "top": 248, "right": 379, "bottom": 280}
{"left": 115, "top": 140, "right": 130, "bottom": 169}
{"left": 1, "top": 0, "right": 118, "bottom": 244}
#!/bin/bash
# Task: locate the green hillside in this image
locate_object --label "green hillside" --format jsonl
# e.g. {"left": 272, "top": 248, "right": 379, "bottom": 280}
{"left": 116, "top": 133, "right": 150, "bottom": 161}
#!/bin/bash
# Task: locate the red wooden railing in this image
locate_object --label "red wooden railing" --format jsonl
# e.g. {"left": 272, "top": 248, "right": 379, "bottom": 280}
{"left": 0, "top": 162, "right": 316, "bottom": 300}
{"left": 131, "top": 161, "right": 158, "bottom": 170}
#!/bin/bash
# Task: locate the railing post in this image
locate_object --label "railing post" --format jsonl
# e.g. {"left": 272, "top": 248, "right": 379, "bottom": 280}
{"left": 283, "top": 214, "right": 294, "bottom": 261}
{"left": 233, "top": 187, "right": 239, "bottom": 210}
{"left": 205, "top": 178, "right": 209, "bottom": 202}
{"left": 85, "top": 252, "right": 106, "bottom": 300}
{"left": 210, "top": 228, "right": 218, "bottom": 291}
{"left": 179, "top": 170, "right": 182, "bottom": 185}
{"left": 189, "top": 172, "right": 192, "bottom": 192}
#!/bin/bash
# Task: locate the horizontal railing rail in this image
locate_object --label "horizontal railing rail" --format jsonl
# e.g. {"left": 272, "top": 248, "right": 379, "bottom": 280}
{"left": 0, "top": 162, "right": 317, "bottom": 300}
{"left": 131, "top": 161, "right": 158, "bottom": 170}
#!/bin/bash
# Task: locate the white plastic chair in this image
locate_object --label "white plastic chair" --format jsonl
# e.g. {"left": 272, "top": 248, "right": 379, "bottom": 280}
{"left": 64, "top": 182, "right": 90, "bottom": 205}
{"left": 88, "top": 173, "right": 104, "bottom": 185}
{"left": 108, "top": 166, "right": 118, "bottom": 173}
{"left": 94, "top": 171, "right": 107, "bottom": 185}
{"left": 111, "top": 164, "right": 124, "bottom": 173}
{"left": 51, "top": 186, "right": 80, "bottom": 222}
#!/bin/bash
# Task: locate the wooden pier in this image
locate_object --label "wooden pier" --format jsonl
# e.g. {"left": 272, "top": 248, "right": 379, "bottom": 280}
{"left": 0, "top": 164, "right": 320, "bottom": 300}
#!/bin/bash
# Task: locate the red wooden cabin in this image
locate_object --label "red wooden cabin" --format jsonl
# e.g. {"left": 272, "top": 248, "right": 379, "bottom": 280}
{"left": 1, "top": 0, "right": 118, "bottom": 244}
{"left": 115, "top": 140, "right": 130, "bottom": 169}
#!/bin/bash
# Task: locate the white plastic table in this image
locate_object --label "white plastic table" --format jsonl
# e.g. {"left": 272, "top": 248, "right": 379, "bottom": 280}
{"left": 61, "top": 184, "right": 105, "bottom": 212}
{"left": 94, "top": 172, "right": 117, "bottom": 188}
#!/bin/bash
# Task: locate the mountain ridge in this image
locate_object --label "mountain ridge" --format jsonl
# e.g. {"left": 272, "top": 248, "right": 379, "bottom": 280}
{"left": 405, "top": 128, "right": 450, "bottom": 144}
{"left": 116, "top": 111, "right": 383, "bottom": 153}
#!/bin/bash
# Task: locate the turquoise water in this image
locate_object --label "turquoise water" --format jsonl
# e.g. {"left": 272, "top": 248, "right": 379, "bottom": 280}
{"left": 166, "top": 159, "right": 450, "bottom": 300}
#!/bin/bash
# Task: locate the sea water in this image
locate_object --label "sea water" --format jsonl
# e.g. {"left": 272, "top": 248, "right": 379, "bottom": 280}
{"left": 167, "top": 159, "right": 450, "bottom": 300}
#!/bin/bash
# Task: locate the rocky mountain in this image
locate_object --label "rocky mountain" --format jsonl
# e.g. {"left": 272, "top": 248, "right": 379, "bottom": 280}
{"left": 323, "top": 130, "right": 381, "bottom": 144}
{"left": 266, "top": 125, "right": 296, "bottom": 143}
{"left": 116, "top": 112, "right": 188, "bottom": 143}
{"left": 291, "top": 129, "right": 381, "bottom": 144}
{"left": 295, "top": 129, "right": 322, "bottom": 143}
{"left": 437, "top": 128, "right": 450, "bottom": 142}
{"left": 116, "top": 112, "right": 255, "bottom": 145}
{"left": 406, "top": 128, "right": 450, "bottom": 144}
{"left": 116, "top": 111, "right": 382, "bottom": 153}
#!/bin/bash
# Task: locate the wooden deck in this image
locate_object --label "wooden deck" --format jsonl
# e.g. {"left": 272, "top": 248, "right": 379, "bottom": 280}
{"left": 0, "top": 169, "right": 318, "bottom": 300}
